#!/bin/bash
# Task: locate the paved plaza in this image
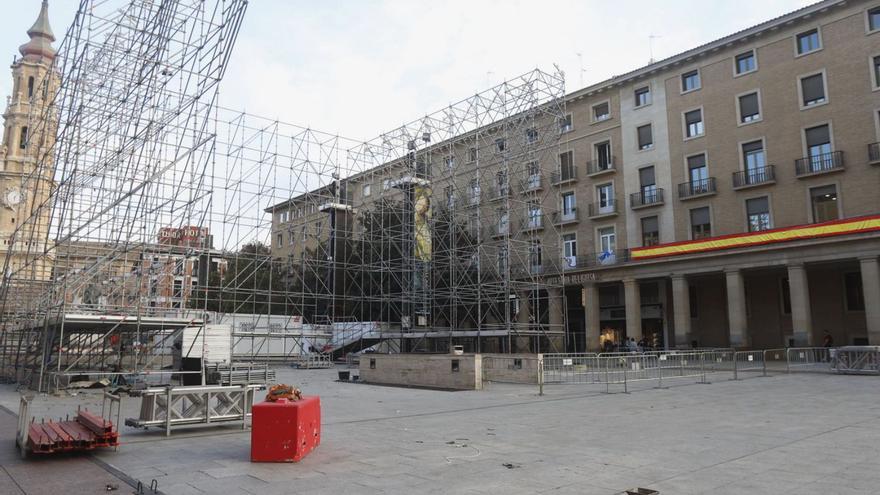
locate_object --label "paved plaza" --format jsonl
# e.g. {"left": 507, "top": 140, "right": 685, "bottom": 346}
{"left": 1, "top": 368, "right": 879, "bottom": 494}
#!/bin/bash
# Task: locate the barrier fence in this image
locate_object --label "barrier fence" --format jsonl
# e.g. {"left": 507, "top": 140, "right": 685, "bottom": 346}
{"left": 509, "top": 346, "right": 880, "bottom": 395}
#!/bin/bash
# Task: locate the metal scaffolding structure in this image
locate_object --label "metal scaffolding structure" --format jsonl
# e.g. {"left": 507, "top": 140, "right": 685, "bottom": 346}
{"left": 0, "top": 0, "right": 569, "bottom": 391}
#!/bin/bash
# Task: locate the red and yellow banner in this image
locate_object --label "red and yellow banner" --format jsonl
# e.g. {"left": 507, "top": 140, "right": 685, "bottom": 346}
{"left": 631, "top": 215, "right": 880, "bottom": 261}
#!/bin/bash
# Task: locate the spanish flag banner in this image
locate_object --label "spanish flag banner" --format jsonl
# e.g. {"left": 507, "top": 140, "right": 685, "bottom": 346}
{"left": 630, "top": 215, "right": 880, "bottom": 261}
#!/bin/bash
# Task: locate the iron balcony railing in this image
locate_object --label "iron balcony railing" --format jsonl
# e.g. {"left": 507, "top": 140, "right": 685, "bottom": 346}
{"left": 795, "top": 151, "right": 844, "bottom": 176}
{"left": 588, "top": 200, "right": 618, "bottom": 217}
{"left": 519, "top": 174, "right": 543, "bottom": 192}
{"left": 521, "top": 215, "right": 545, "bottom": 231}
{"left": 576, "top": 249, "right": 630, "bottom": 267}
{"left": 552, "top": 209, "right": 579, "bottom": 225}
{"left": 489, "top": 224, "right": 509, "bottom": 237}
{"left": 551, "top": 166, "right": 578, "bottom": 185}
{"left": 586, "top": 157, "right": 616, "bottom": 175}
{"left": 489, "top": 185, "right": 511, "bottom": 201}
{"left": 630, "top": 188, "right": 664, "bottom": 208}
{"left": 678, "top": 177, "right": 717, "bottom": 199}
{"left": 869, "top": 142, "right": 880, "bottom": 163}
{"left": 733, "top": 165, "right": 775, "bottom": 188}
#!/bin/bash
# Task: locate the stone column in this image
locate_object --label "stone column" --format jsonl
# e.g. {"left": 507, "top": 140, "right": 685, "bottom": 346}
{"left": 725, "top": 269, "right": 749, "bottom": 348}
{"left": 547, "top": 287, "right": 564, "bottom": 329}
{"left": 671, "top": 275, "right": 691, "bottom": 348}
{"left": 516, "top": 289, "right": 531, "bottom": 329}
{"left": 860, "top": 257, "right": 880, "bottom": 345}
{"left": 788, "top": 263, "right": 813, "bottom": 346}
{"left": 583, "top": 282, "right": 601, "bottom": 351}
{"left": 623, "top": 278, "right": 642, "bottom": 341}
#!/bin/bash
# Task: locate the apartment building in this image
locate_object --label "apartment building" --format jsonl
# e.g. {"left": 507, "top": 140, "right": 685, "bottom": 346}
{"left": 268, "top": 0, "right": 880, "bottom": 351}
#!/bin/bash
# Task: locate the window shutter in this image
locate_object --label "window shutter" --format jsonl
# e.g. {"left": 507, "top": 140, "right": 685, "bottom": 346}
{"left": 805, "top": 125, "right": 830, "bottom": 147}
{"left": 641, "top": 216, "right": 658, "bottom": 233}
{"left": 639, "top": 166, "right": 655, "bottom": 186}
{"left": 687, "top": 154, "right": 706, "bottom": 170}
{"left": 739, "top": 93, "right": 759, "bottom": 117}
{"left": 746, "top": 197, "right": 769, "bottom": 215}
{"left": 801, "top": 74, "right": 824, "bottom": 103}
{"left": 685, "top": 109, "right": 701, "bottom": 125}
{"left": 691, "top": 207, "right": 709, "bottom": 225}
{"left": 637, "top": 125, "right": 652, "bottom": 147}
{"left": 741, "top": 140, "right": 763, "bottom": 154}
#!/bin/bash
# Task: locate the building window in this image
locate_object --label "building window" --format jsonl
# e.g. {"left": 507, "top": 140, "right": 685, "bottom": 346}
{"left": 561, "top": 191, "right": 576, "bottom": 217}
{"left": 689, "top": 285, "right": 699, "bottom": 318}
{"left": 641, "top": 216, "right": 659, "bottom": 246}
{"left": 735, "top": 51, "right": 756, "bottom": 75}
{"left": 445, "top": 155, "right": 455, "bottom": 170}
{"left": 800, "top": 73, "right": 826, "bottom": 107}
{"left": 497, "top": 247, "right": 508, "bottom": 273}
{"left": 529, "top": 240, "right": 542, "bottom": 270}
{"left": 468, "top": 147, "right": 477, "bottom": 162}
{"left": 870, "top": 6, "right": 880, "bottom": 32}
{"left": 527, "top": 200, "right": 542, "bottom": 227}
{"left": 497, "top": 209, "right": 509, "bottom": 234}
{"left": 742, "top": 140, "right": 767, "bottom": 182}
{"left": 559, "top": 114, "right": 572, "bottom": 133}
{"left": 746, "top": 196, "right": 771, "bottom": 232}
{"left": 451, "top": 360, "right": 460, "bottom": 372}
{"left": 562, "top": 233, "right": 577, "bottom": 267}
{"left": 681, "top": 70, "right": 701, "bottom": 92}
{"left": 277, "top": 233, "right": 283, "bottom": 246}
{"left": 593, "top": 102, "right": 610, "bottom": 122}
{"left": 597, "top": 227, "right": 616, "bottom": 258}
{"left": 805, "top": 124, "right": 832, "bottom": 171}
{"left": 595, "top": 141, "right": 612, "bottom": 170}
{"left": 684, "top": 109, "right": 704, "bottom": 138}
{"left": 495, "top": 138, "right": 507, "bottom": 152}
{"left": 810, "top": 184, "right": 838, "bottom": 223}
{"left": 796, "top": 29, "right": 821, "bottom": 55}
{"left": 445, "top": 185, "right": 455, "bottom": 208}
{"left": 635, "top": 86, "right": 651, "bottom": 107}
{"left": 526, "top": 128, "right": 538, "bottom": 144}
{"left": 639, "top": 166, "right": 657, "bottom": 201}
{"left": 690, "top": 207, "right": 711, "bottom": 239}
{"left": 382, "top": 178, "right": 391, "bottom": 191}
{"left": 596, "top": 183, "right": 614, "bottom": 214}
{"left": 469, "top": 178, "right": 480, "bottom": 203}
{"left": 738, "top": 92, "right": 760, "bottom": 123}
{"left": 362, "top": 183, "right": 371, "bottom": 197}
{"left": 637, "top": 124, "right": 653, "bottom": 150}
{"left": 559, "top": 150, "right": 575, "bottom": 180}
{"left": 872, "top": 55, "right": 880, "bottom": 89}
{"left": 27, "top": 76, "right": 35, "bottom": 98}
{"left": 844, "top": 272, "right": 865, "bottom": 311}
{"left": 19, "top": 126, "right": 28, "bottom": 149}
{"left": 687, "top": 154, "right": 709, "bottom": 193}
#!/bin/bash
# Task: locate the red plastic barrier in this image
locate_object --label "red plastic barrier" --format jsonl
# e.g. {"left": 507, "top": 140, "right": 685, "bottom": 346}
{"left": 250, "top": 396, "right": 321, "bottom": 463}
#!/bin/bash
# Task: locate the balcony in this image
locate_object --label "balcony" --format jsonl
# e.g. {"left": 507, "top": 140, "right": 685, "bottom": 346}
{"left": 588, "top": 200, "right": 618, "bottom": 219}
{"left": 869, "top": 143, "right": 880, "bottom": 164}
{"left": 586, "top": 157, "right": 616, "bottom": 177}
{"left": 521, "top": 215, "right": 545, "bottom": 232}
{"left": 678, "top": 177, "right": 717, "bottom": 200}
{"left": 576, "top": 249, "right": 630, "bottom": 268}
{"left": 630, "top": 188, "right": 664, "bottom": 210}
{"left": 489, "top": 224, "right": 509, "bottom": 238}
{"left": 732, "top": 165, "right": 775, "bottom": 189}
{"left": 552, "top": 209, "right": 579, "bottom": 225}
{"left": 488, "top": 185, "right": 511, "bottom": 202}
{"left": 551, "top": 166, "right": 578, "bottom": 186}
{"left": 795, "top": 151, "right": 844, "bottom": 177}
{"left": 519, "top": 174, "right": 543, "bottom": 193}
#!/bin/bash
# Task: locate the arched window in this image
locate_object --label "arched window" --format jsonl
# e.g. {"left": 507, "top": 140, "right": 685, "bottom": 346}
{"left": 19, "top": 127, "right": 28, "bottom": 149}
{"left": 27, "top": 76, "right": 35, "bottom": 98}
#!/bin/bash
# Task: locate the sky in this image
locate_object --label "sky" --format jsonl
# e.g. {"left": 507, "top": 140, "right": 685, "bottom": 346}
{"left": 1, "top": 0, "right": 816, "bottom": 142}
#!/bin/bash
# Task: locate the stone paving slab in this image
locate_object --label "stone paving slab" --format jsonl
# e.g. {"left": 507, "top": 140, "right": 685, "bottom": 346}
{"left": 1, "top": 369, "right": 880, "bottom": 494}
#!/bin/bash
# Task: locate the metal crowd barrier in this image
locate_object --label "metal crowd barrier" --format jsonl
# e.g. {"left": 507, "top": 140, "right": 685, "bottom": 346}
{"left": 535, "top": 347, "right": 877, "bottom": 394}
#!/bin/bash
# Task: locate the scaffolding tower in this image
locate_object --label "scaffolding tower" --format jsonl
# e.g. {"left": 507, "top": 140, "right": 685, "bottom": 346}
{"left": 0, "top": 0, "right": 569, "bottom": 391}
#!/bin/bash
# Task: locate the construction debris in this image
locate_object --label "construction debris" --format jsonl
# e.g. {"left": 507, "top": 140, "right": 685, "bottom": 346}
{"left": 265, "top": 384, "right": 302, "bottom": 402}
